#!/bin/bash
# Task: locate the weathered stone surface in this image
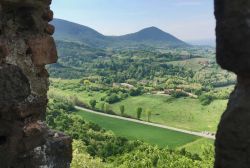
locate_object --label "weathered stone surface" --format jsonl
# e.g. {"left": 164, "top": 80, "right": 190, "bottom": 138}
{"left": 215, "top": 0, "right": 250, "bottom": 75}
{"left": 0, "top": 41, "right": 9, "bottom": 63}
{"left": 215, "top": 0, "right": 250, "bottom": 167}
{"left": 13, "top": 130, "right": 72, "bottom": 168}
{"left": 0, "top": 120, "right": 24, "bottom": 167}
{"left": 28, "top": 36, "right": 58, "bottom": 66}
{"left": 17, "top": 95, "right": 47, "bottom": 119}
{"left": 215, "top": 77, "right": 250, "bottom": 167}
{"left": 23, "top": 121, "right": 48, "bottom": 151}
{"left": 1, "top": 0, "right": 50, "bottom": 8}
{"left": 43, "top": 9, "right": 54, "bottom": 22}
{"left": 0, "top": 64, "right": 30, "bottom": 103}
{"left": 0, "top": 0, "right": 72, "bottom": 167}
{"left": 45, "top": 24, "right": 55, "bottom": 35}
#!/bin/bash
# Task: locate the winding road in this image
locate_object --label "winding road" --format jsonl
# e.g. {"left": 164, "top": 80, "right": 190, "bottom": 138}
{"left": 75, "top": 106, "right": 215, "bottom": 140}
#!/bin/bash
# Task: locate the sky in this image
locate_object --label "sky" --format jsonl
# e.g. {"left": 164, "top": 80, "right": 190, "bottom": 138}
{"left": 51, "top": 0, "right": 215, "bottom": 41}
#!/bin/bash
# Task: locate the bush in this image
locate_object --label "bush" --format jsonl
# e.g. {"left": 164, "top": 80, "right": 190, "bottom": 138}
{"left": 105, "top": 93, "right": 120, "bottom": 104}
{"left": 171, "top": 91, "right": 188, "bottom": 98}
{"left": 71, "top": 96, "right": 87, "bottom": 107}
{"left": 129, "top": 87, "right": 144, "bottom": 96}
{"left": 137, "top": 107, "right": 143, "bottom": 119}
{"left": 89, "top": 99, "right": 97, "bottom": 109}
{"left": 199, "top": 94, "right": 214, "bottom": 106}
{"left": 120, "top": 105, "right": 125, "bottom": 115}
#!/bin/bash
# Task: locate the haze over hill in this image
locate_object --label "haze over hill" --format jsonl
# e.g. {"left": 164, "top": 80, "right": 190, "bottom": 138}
{"left": 51, "top": 19, "right": 189, "bottom": 48}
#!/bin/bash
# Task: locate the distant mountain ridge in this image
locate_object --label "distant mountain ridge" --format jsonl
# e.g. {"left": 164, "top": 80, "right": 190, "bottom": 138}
{"left": 51, "top": 18, "right": 189, "bottom": 48}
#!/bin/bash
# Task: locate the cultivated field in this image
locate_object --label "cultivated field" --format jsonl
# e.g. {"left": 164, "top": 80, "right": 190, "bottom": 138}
{"left": 111, "top": 95, "right": 227, "bottom": 132}
{"left": 76, "top": 109, "right": 201, "bottom": 149}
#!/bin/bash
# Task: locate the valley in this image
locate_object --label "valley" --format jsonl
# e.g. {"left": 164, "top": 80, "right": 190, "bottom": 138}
{"left": 47, "top": 19, "right": 233, "bottom": 167}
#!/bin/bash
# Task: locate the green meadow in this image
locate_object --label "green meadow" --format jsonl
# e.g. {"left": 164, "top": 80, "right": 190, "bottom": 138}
{"left": 111, "top": 95, "right": 227, "bottom": 132}
{"left": 76, "top": 109, "right": 201, "bottom": 149}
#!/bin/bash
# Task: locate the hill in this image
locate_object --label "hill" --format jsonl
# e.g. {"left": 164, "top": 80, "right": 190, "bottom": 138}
{"left": 116, "top": 26, "right": 187, "bottom": 47}
{"left": 51, "top": 18, "right": 189, "bottom": 48}
{"left": 51, "top": 19, "right": 109, "bottom": 47}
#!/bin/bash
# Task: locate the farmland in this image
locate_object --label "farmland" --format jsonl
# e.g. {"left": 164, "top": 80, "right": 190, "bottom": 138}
{"left": 76, "top": 109, "right": 200, "bottom": 148}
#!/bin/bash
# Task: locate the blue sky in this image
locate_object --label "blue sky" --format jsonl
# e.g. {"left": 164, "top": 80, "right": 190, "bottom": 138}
{"left": 51, "top": 0, "right": 215, "bottom": 41}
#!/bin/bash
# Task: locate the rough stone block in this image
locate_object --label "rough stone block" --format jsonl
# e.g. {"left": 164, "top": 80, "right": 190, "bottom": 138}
{"left": 13, "top": 130, "right": 72, "bottom": 168}
{"left": 45, "top": 24, "right": 55, "bottom": 35}
{"left": 28, "top": 36, "right": 58, "bottom": 66}
{"left": 0, "top": 0, "right": 47, "bottom": 8}
{"left": 0, "top": 64, "right": 30, "bottom": 103}
{"left": 0, "top": 0, "right": 72, "bottom": 167}
{"left": 215, "top": 0, "right": 250, "bottom": 75}
{"left": 0, "top": 41, "right": 9, "bottom": 63}
{"left": 43, "top": 9, "right": 54, "bottom": 22}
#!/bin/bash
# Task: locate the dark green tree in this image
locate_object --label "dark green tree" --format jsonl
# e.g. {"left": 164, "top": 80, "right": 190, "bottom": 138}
{"left": 137, "top": 107, "right": 143, "bottom": 120}
{"left": 120, "top": 105, "right": 125, "bottom": 116}
{"left": 146, "top": 110, "right": 152, "bottom": 122}
{"left": 89, "top": 99, "right": 97, "bottom": 109}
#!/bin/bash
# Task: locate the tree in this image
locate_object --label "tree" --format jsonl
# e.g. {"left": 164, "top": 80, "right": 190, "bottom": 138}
{"left": 137, "top": 107, "right": 143, "bottom": 120}
{"left": 89, "top": 99, "right": 97, "bottom": 109}
{"left": 105, "top": 93, "right": 120, "bottom": 104}
{"left": 84, "top": 80, "right": 91, "bottom": 86}
{"left": 146, "top": 110, "right": 152, "bottom": 122}
{"left": 120, "top": 105, "right": 125, "bottom": 116}
{"left": 129, "top": 87, "right": 143, "bottom": 96}
{"left": 100, "top": 102, "right": 105, "bottom": 112}
{"left": 199, "top": 94, "right": 214, "bottom": 106}
{"left": 105, "top": 103, "right": 110, "bottom": 113}
{"left": 71, "top": 140, "right": 104, "bottom": 168}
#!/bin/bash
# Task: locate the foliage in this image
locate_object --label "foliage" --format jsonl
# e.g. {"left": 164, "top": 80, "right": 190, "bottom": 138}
{"left": 146, "top": 110, "right": 152, "bottom": 122}
{"left": 136, "top": 107, "right": 143, "bottom": 119}
{"left": 171, "top": 90, "right": 188, "bottom": 98}
{"left": 47, "top": 99, "right": 141, "bottom": 159}
{"left": 48, "top": 41, "right": 198, "bottom": 82}
{"left": 111, "top": 144, "right": 214, "bottom": 168}
{"left": 89, "top": 99, "right": 97, "bottom": 109}
{"left": 120, "top": 105, "right": 125, "bottom": 115}
{"left": 199, "top": 94, "right": 214, "bottom": 106}
{"left": 129, "top": 87, "right": 144, "bottom": 96}
{"left": 105, "top": 93, "right": 120, "bottom": 104}
{"left": 71, "top": 140, "right": 105, "bottom": 168}
{"left": 47, "top": 97, "right": 214, "bottom": 167}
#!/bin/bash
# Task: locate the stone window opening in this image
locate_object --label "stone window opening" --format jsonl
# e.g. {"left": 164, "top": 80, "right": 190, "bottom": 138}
{"left": 0, "top": 0, "right": 249, "bottom": 167}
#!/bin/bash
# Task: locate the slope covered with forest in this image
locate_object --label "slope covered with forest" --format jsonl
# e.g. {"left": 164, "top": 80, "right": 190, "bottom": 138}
{"left": 51, "top": 18, "right": 188, "bottom": 48}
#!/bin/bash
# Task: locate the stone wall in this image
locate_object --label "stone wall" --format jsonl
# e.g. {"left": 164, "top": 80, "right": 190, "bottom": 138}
{"left": 215, "top": 0, "right": 250, "bottom": 167}
{"left": 0, "top": 0, "right": 72, "bottom": 167}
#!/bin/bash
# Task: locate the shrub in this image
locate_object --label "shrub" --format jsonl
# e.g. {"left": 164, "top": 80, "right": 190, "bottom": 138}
{"left": 199, "top": 94, "right": 214, "bottom": 106}
{"left": 137, "top": 107, "right": 143, "bottom": 119}
{"left": 171, "top": 91, "right": 188, "bottom": 98}
{"left": 120, "top": 105, "right": 125, "bottom": 115}
{"left": 89, "top": 99, "right": 97, "bottom": 109}
{"left": 105, "top": 93, "right": 120, "bottom": 104}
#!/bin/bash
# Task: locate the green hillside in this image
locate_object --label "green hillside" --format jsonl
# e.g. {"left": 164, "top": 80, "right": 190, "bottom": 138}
{"left": 51, "top": 18, "right": 188, "bottom": 48}
{"left": 76, "top": 109, "right": 199, "bottom": 148}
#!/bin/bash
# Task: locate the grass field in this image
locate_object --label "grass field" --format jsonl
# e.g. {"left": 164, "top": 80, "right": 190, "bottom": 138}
{"left": 49, "top": 78, "right": 229, "bottom": 132}
{"left": 168, "top": 58, "right": 209, "bottom": 71}
{"left": 111, "top": 95, "right": 227, "bottom": 132}
{"left": 50, "top": 86, "right": 227, "bottom": 132}
{"left": 76, "top": 109, "right": 200, "bottom": 149}
{"left": 178, "top": 138, "right": 214, "bottom": 155}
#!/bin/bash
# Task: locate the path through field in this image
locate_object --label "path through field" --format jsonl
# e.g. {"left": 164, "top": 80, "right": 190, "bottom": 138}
{"left": 75, "top": 106, "right": 215, "bottom": 140}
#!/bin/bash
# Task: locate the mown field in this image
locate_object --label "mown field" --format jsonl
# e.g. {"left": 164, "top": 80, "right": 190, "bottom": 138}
{"left": 111, "top": 95, "right": 227, "bottom": 132}
{"left": 168, "top": 58, "right": 209, "bottom": 71}
{"left": 179, "top": 138, "right": 214, "bottom": 155}
{"left": 50, "top": 83, "right": 228, "bottom": 132}
{"left": 76, "top": 109, "right": 204, "bottom": 150}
